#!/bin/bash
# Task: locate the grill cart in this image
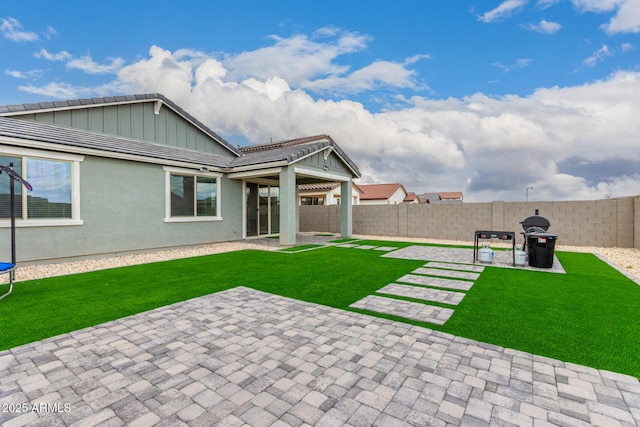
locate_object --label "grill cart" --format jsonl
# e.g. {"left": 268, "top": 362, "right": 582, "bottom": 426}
{"left": 520, "top": 214, "right": 558, "bottom": 268}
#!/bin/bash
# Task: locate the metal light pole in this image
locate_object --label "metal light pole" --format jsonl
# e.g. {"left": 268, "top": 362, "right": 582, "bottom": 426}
{"left": 525, "top": 186, "right": 534, "bottom": 202}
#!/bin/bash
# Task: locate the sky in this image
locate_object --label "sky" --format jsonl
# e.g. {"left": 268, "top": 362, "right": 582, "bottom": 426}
{"left": 1, "top": 0, "right": 639, "bottom": 202}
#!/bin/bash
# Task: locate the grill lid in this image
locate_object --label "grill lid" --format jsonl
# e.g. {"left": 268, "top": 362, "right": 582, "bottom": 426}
{"left": 521, "top": 215, "right": 550, "bottom": 231}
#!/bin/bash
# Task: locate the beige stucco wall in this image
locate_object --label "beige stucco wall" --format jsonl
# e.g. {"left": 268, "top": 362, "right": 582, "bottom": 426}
{"left": 300, "top": 196, "right": 639, "bottom": 248}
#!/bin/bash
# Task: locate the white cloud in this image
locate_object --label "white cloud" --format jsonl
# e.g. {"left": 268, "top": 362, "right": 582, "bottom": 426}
{"left": 571, "top": 0, "right": 624, "bottom": 13}
{"left": 34, "top": 48, "right": 72, "bottom": 61}
{"left": 5, "top": 69, "right": 42, "bottom": 79}
{"left": 571, "top": 0, "right": 640, "bottom": 33}
{"left": 601, "top": 0, "right": 640, "bottom": 33}
{"left": 492, "top": 58, "right": 533, "bottom": 72}
{"left": 301, "top": 60, "right": 422, "bottom": 94}
{"left": 537, "top": 0, "right": 561, "bottom": 8}
{"left": 478, "top": 0, "right": 528, "bottom": 23}
{"left": 0, "top": 17, "right": 38, "bottom": 42}
{"left": 583, "top": 44, "right": 613, "bottom": 66}
{"left": 18, "top": 81, "right": 122, "bottom": 99}
{"left": 5, "top": 70, "right": 26, "bottom": 79}
{"left": 66, "top": 55, "right": 125, "bottom": 74}
{"left": 44, "top": 25, "right": 57, "bottom": 39}
{"left": 19, "top": 36, "right": 640, "bottom": 202}
{"left": 223, "top": 28, "right": 369, "bottom": 87}
{"left": 621, "top": 42, "right": 634, "bottom": 51}
{"left": 525, "top": 19, "right": 562, "bottom": 33}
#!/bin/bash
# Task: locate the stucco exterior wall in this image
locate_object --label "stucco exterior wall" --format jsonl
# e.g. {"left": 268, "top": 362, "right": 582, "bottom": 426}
{"left": 300, "top": 196, "right": 639, "bottom": 248}
{"left": 1, "top": 155, "right": 244, "bottom": 263}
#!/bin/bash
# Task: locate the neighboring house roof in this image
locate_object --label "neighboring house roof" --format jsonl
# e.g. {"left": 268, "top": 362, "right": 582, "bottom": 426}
{"left": 298, "top": 182, "right": 364, "bottom": 194}
{"left": 0, "top": 93, "right": 241, "bottom": 157}
{"left": 419, "top": 192, "right": 464, "bottom": 203}
{"left": 0, "top": 116, "right": 232, "bottom": 168}
{"left": 299, "top": 182, "right": 340, "bottom": 192}
{"left": 359, "top": 183, "right": 407, "bottom": 200}
{"left": 404, "top": 192, "right": 419, "bottom": 202}
{"left": 440, "top": 192, "right": 463, "bottom": 200}
{"left": 235, "top": 134, "right": 360, "bottom": 177}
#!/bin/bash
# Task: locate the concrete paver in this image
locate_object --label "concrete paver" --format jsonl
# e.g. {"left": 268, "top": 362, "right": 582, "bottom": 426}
{"left": 376, "top": 284, "right": 466, "bottom": 305}
{"left": 349, "top": 295, "right": 455, "bottom": 325}
{"left": 2, "top": 287, "right": 639, "bottom": 427}
{"left": 396, "top": 274, "right": 475, "bottom": 291}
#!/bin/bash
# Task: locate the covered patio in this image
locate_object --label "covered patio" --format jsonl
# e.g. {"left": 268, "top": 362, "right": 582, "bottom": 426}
{"left": 228, "top": 135, "right": 360, "bottom": 246}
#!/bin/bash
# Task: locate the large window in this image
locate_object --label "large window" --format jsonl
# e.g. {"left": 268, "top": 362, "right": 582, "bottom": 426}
{"left": 164, "top": 167, "right": 222, "bottom": 222}
{"left": 0, "top": 150, "right": 82, "bottom": 225}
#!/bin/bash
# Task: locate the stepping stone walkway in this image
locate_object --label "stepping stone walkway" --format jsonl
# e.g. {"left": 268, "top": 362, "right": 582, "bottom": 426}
{"left": 427, "top": 261, "right": 485, "bottom": 272}
{"left": 377, "top": 284, "right": 466, "bottom": 305}
{"left": 350, "top": 295, "right": 455, "bottom": 325}
{"left": 350, "top": 260, "right": 484, "bottom": 326}
{"left": 397, "top": 274, "right": 475, "bottom": 291}
{"left": 413, "top": 267, "right": 480, "bottom": 281}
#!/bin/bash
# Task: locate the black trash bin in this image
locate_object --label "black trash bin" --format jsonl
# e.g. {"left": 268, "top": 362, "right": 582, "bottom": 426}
{"left": 526, "top": 232, "right": 558, "bottom": 268}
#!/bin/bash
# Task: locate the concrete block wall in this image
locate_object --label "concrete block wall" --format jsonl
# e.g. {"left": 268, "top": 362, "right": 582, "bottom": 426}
{"left": 299, "top": 195, "right": 639, "bottom": 248}
{"left": 353, "top": 205, "right": 400, "bottom": 237}
{"left": 406, "top": 203, "right": 494, "bottom": 241}
{"left": 636, "top": 197, "right": 640, "bottom": 249}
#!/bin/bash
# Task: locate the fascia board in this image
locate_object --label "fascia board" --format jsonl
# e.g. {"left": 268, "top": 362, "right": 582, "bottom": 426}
{"left": 227, "top": 167, "right": 283, "bottom": 179}
{"left": 292, "top": 165, "right": 352, "bottom": 182}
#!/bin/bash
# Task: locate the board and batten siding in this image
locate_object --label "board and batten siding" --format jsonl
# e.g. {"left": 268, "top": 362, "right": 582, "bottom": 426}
{"left": 15, "top": 102, "right": 233, "bottom": 157}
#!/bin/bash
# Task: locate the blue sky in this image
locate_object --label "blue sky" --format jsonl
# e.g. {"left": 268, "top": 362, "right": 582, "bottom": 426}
{"left": 1, "top": 0, "right": 639, "bottom": 202}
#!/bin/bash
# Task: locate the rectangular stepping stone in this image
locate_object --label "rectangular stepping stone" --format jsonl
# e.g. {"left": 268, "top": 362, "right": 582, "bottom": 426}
{"left": 397, "top": 274, "right": 474, "bottom": 291}
{"left": 373, "top": 246, "right": 396, "bottom": 251}
{"left": 337, "top": 244, "right": 359, "bottom": 248}
{"left": 382, "top": 245, "right": 475, "bottom": 263}
{"left": 355, "top": 245, "right": 377, "bottom": 250}
{"left": 377, "top": 284, "right": 465, "bottom": 306}
{"left": 426, "top": 262, "right": 484, "bottom": 273}
{"left": 413, "top": 267, "right": 480, "bottom": 281}
{"left": 350, "top": 295, "right": 454, "bottom": 325}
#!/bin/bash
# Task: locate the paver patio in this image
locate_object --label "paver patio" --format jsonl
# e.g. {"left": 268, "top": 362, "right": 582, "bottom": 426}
{"left": 1, "top": 287, "right": 639, "bottom": 427}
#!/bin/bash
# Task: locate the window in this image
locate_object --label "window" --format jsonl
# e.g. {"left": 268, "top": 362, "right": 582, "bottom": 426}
{"left": 164, "top": 167, "right": 222, "bottom": 222}
{"left": 0, "top": 149, "right": 82, "bottom": 226}
{"left": 300, "top": 196, "right": 325, "bottom": 206}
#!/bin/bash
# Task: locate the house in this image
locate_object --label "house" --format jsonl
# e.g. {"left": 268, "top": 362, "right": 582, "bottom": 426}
{"left": 403, "top": 192, "right": 420, "bottom": 204}
{"left": 298, "top": 182, "right": 362, "bottom": 206}
{"left": 419, "top": 192, "right": 464, "bottom": 203}
{"left": 358, "top": 183, "right": 409, "bottom": 205}
{"left": 0, "top": 94, "right": 360, "bottom": 263}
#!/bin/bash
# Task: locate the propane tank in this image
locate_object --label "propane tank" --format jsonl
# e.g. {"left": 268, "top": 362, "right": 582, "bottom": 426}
{"left": 514, "top": 249, "right": 527, "bottom": 267}
{"left": 478, "top": 244, "right": 494, "bottom": 264}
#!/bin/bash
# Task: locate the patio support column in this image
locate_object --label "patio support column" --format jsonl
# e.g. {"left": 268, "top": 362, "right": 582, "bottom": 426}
{"left": 340, "top": 179, "right": 353, "bottom": 237}
{"left": 279, "top": 166, "right": 297, "bottom": 246}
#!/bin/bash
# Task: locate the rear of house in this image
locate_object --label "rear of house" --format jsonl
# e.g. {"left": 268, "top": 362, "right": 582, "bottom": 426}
{"left": 0, "top": 94, "right": 360, "bottom": 263}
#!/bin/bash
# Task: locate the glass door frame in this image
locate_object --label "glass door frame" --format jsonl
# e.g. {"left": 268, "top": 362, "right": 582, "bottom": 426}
{"left": 245, "top": 181, "right": 280, "bottom": 237}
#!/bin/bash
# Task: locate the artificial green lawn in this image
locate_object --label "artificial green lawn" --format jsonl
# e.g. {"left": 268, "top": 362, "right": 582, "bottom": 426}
{"left": 1, "top": 243, "right": 639, "bottom": 379}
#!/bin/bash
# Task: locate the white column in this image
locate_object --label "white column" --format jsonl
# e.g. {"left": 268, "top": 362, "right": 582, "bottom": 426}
{"left": 279, "top": 166, "right": 297, "bottom": 246}
{"left": 340, "top": 180, "right": 353, "bottom": 237}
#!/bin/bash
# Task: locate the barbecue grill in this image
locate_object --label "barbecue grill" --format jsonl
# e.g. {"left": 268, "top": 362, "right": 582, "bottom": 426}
{"left": 520, "top": 214, "right": 557, "bottom": 268}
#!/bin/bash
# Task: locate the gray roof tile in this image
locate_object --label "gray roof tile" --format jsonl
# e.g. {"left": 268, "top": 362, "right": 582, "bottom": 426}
{"left": 0, "top": 95, "right": 360, "bottom": 177}
{"left": 0, "top": 93, "right": 241, "bottom": 157}
{"left": 0, "top": 116, "right": 233, "bottom": 168}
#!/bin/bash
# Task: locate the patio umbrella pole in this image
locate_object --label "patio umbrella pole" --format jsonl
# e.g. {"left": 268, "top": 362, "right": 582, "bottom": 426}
{"left": 0, "top": 162, "right": 32, "bottom": 290}
{"left": 10, "top": 164, "right": 16, "bottom": 281}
